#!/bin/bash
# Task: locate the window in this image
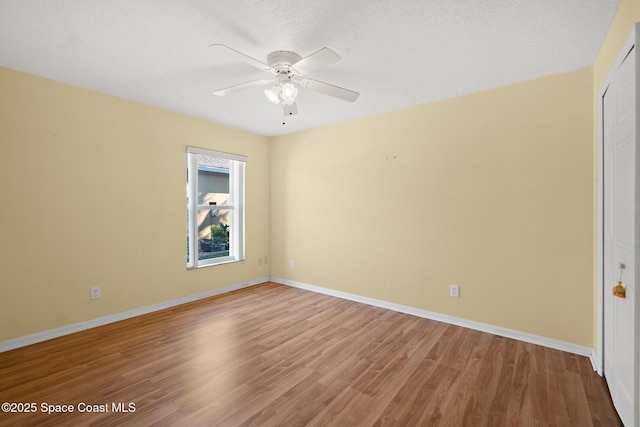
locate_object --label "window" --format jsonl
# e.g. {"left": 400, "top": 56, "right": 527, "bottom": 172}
{"left": 187, "top": 146, "right": 246, "bottom": 268}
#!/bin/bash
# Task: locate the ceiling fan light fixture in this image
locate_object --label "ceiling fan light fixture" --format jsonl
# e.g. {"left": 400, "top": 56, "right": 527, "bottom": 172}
{"left": 280, "top": 82, "right": 298, "bottom": 105}
{"left": 264, "top": 86, "right": 281, "bottom": 104}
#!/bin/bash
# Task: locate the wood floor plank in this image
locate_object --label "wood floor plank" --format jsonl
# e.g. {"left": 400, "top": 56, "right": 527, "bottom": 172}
{"left": 0, "top": 282, "right": 622, "bottom": 426}
{"left": 502, "top": 342, "right": 532, "bottom": 426}
{"left": 439, "top": 331, "right": 493, "bottom": 426}
{"left": 544, "top": 347, "right": 574, "bottom": 427}
{"left": 528, "top": 342, "right": 553, "bottom": 425}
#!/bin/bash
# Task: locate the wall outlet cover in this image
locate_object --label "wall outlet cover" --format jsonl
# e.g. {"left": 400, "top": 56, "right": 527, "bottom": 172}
{"left": 450, "top": 284, "right": 460, "bottom": 298}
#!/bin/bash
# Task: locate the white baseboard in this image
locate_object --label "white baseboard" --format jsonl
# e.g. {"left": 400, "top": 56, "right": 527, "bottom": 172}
{"left": 0, "top": 277, "right": 269, "bottom": 353}
{"left": 271, "top": 276, "right": 596, "bottom": 361}
{"left": 590, "top": 349, "right": 602, "bottom": 375}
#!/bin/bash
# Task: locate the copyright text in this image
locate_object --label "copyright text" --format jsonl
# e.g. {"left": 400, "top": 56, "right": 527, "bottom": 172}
{"left": 2, "top": 402, "right": 136, "bottom": 414}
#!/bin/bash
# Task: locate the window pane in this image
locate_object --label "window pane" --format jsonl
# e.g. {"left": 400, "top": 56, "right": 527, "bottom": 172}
{"left": 197, "top": 208, "right": 231, "bottom": 260}
{"left": 197, "top": 155, "right": 230, "bottom": 206}
{"left": 196, "top": 154, "right": 231, "bottom": 260}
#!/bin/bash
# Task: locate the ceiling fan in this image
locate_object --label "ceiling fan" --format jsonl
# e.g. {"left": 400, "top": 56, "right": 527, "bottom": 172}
{"left": 209, "top": 44, "right": 359, "bottom": 118}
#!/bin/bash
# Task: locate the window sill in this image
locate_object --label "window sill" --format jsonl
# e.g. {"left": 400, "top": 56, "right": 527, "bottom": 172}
{"left": 187, "top": 257, "right": 244, "bottom": 270}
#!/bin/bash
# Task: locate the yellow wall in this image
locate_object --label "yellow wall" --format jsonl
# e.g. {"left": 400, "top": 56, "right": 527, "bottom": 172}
{"left": 0, "top": 67, "right": 271, "bottom": 342}
{"left": 270, "top": 68, "right": 594, "bottom": 346}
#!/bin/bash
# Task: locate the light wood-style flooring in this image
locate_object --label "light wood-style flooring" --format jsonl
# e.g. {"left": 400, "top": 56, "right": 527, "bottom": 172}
{"left": 0, "top": 282, "right": 622, "bottom": 426}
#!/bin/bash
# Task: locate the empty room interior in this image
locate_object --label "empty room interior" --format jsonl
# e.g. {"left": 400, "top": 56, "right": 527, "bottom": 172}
{"left": 1, "top": 0, "right": 640, "bottom": 425}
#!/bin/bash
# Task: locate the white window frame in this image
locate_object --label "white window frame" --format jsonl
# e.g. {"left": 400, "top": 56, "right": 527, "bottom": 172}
{"left": 187, "top": 146, "right": 246, "bottom": 269}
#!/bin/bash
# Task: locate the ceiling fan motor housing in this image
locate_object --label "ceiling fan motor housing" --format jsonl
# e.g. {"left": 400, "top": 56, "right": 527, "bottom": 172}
{"left": 267, "top": 51, "right": 302, "bottom": 75}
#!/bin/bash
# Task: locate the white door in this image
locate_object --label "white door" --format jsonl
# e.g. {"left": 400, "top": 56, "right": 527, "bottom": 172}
{"left": 603, "top": 42, "right": 637, "bottom": 427}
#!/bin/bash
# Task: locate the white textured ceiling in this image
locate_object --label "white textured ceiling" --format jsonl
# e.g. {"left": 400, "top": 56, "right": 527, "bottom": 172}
{"left": 0, "top": 0, "right": 620, "bottom": 137}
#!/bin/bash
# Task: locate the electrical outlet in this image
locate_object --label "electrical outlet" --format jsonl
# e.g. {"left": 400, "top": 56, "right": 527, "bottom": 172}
{"left": 450, "top": 284, "right": 459, "bottom": 298}
{"left": 264, "top": 255, "right": 268, "bottom": 264}
{"left": 290, "top": 259, "right": 295, "bottom": 269}
{"left": 90, "top": 287, "right": 101, "bottom": 300}
{"left": 258, "top": 257, "right": 263, "bottom": 266}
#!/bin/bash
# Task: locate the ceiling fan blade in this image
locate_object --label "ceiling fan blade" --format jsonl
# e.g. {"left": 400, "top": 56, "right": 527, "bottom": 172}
{"left": 291, "top": 48, "right": 341, "bottom": 75}
{"left": 209, "top": 44, "right": 271, "bottom": 71}
{"left": 299, "top": 79, "right": 359, "bottom": 102}
{"left": 213, "top": 79, "right": 273, "bottom": 96}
